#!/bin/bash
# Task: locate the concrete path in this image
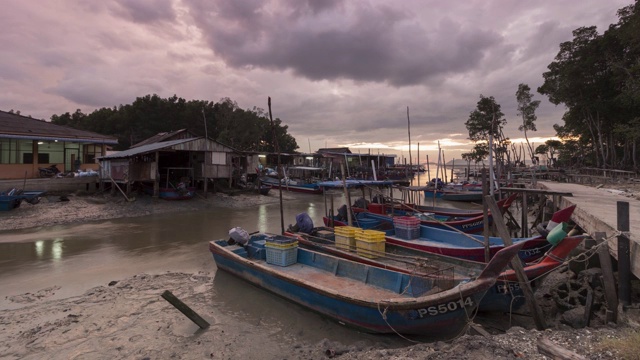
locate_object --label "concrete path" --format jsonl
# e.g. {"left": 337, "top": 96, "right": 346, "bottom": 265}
{"left": 538, "top": 181, "right": 639, "bottom": 278}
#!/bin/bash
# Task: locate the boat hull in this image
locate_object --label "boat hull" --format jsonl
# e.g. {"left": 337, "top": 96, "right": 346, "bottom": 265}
{"left": 209, "top": 237, "right": 523, "bottom": 337}
{"left": 286, "top": 229, "right": 585, "bottom": 313}
{"left": 143, "top": 186, "right": 196, "bottom": 200}
{"left": 265, "top": 183, "right": 323, "bottom": 194}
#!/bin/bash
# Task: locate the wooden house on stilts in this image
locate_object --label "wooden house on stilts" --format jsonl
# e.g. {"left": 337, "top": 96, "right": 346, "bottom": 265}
{"left": 98, "top": 129, "right": 244, "bottom": 198}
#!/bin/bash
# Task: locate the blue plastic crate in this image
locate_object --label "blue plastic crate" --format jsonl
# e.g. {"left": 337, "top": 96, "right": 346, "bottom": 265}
{"left": 265, "top": 235, "right": 297, "bottom": 246}
{"left": 265, "top": 246, "right": 298, "bottom": 266}
{"left": 394, "top": 224, "right": 420, "bottom": 240}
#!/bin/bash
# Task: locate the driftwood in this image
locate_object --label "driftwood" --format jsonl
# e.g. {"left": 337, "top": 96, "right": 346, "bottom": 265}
{"left": 161, "top": 290, "right": 210, "bottom": 329}
{"left": 537, "top": 336, "right": 586, "bottom": 360}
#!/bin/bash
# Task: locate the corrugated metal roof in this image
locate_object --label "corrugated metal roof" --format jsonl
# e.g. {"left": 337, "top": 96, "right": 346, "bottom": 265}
{"left": 130, "top": 129, "right": 193, "bottom": 148}
{"left": 98, "top": 138, "right": 198, "bottom": 159}
{"left": 0, "top": 110, "right": 119, "bottom": 144}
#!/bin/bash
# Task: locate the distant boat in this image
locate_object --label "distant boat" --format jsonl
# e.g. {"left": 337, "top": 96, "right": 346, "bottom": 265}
{"left": 259, "top": 166, "right": 324, "bottom": 194}
{"left": 0, "top": 188, "right": 46, "bottom": 211}
{"left": 441, "top": 190, "right": 484, "bottom": 202}
{"left": 209, "top": 232, "right": 523, "bottom": 337}
{"left": 258, "top": 185, "right": 271, "bottom": 195}
{"left": 143, "top": 185, "right": 196, "bottom": 200}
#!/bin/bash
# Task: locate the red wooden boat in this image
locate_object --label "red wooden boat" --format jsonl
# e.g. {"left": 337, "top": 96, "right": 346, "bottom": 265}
{"left": 326, "top": 205, "right": 576, "bottom": 263}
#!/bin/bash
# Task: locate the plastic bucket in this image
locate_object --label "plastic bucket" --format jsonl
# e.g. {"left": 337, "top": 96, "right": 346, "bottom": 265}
{"left": 546, "top": 222, "right": 568, "bottom": 246}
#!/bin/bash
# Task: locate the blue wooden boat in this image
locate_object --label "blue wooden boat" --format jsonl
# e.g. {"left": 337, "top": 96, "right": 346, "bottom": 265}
{"left": 259, "top": 166, "right": 324, "bottom": 194}
{"left": 210, "top": 233, "right": 523, "bottom": 337}
{"left": 142, "top": 185, "right": 196, "bottom": 200}
{"left": 285, "top": 227, "right": 586, "bottom": 313}
{"left": 0, "top": 189, "right": 46, "bottom": 211}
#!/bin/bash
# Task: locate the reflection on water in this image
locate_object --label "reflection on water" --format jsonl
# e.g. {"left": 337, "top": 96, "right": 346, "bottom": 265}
{"left": 0, "top": 194, "right": 338, "bottom": 308}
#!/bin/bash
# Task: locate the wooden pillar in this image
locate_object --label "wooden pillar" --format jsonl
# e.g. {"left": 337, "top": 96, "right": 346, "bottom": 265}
{"left": 482, "top": 169, "right": 491, "bottom": 262}
{"left": 487, "top": 196, "right": 546, "bottom": 330}
{"left": 618, "top": 201, "right": 631, "bottom": 306}
{"left": 595, "top": 232, "right": 618, "bottom": 323}
{"left": 153, "top": 151, "right": 160, "bottom": 198}
{"left": 521, "top": 192, "right": 528, "bottom": 238}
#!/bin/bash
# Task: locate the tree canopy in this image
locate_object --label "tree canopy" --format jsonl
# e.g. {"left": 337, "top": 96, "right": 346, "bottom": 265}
{"left": 51, "top": 95, "right": 299, "bottom": 153}
{"left": 538, "top": 0, "right": 640, "bottom": 169}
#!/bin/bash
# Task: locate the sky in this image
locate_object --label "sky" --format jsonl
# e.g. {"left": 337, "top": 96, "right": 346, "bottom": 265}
{"left": 0, "top": 0, "right": 632, "bottom": 163}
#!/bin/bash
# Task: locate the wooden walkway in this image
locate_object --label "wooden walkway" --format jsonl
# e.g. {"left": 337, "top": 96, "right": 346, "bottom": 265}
{"left": 537, "top": 181, "right": 640, "bottom": 278}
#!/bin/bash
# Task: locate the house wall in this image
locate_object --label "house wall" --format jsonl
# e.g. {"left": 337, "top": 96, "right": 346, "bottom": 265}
{"left": 0, "top": 164, "right": 42, "bottom": 179}
{"left": 130, "top": 162, "right": 155, "bottom": 181}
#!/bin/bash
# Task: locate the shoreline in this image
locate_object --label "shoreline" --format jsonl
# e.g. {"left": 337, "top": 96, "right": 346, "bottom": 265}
{"left": 0, "top": 191, "right": 285, "bottom": 233}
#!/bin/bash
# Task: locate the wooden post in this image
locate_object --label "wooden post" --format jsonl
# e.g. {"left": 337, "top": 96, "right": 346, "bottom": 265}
{"left": 583, "top": 288, "right": 594, "bottom": 327}
{"left": 521, "top": 191, "right": 528, "bottom": 237}
{"left": 595, "top": 232, "right": 618, "bottom": 323}
{"left": 486, "top": 195, "right": 546, "bottom": 330}
{"left": 161, "top": 290, "right": 210, "bottom": 329}
{"left": 340, "top": 162, "right": 352, "bottom": 226}
{"left": 153, "top": 151, "right": 160, "bottom": 198}
{"left": 617, "top": 201, "right": 631, "bottom": 306}
{"left": 482, "top": 169, "right": 491, "bottom": 263}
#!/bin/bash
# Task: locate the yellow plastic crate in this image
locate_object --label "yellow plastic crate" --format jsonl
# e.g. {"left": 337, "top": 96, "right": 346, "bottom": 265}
{"left": 334, "top": 226, "right": 358, "bottom": 237}
{"left": 335, "top": 234, "right": 356, "bottom": 251}
{"left": 265, "top": 241, "right": 298, "bottom": 249}
{"left": 355, "top": 229, "right": 386, "bottom": 242}
{"left": 356, "top": 238, "right": 385, "bottom": 259}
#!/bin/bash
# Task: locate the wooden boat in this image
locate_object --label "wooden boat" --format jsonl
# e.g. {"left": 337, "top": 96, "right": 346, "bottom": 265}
{"left": 327, "top": 205, "right": 576, "bottom": 263}
{"left": 209, "top": 233, "right": 524, "bottom": 337}
{"left": 259, "top": 166, "right": 324, "bottom": 194}
{"left": 0, "top": 189, "right": 46, "bottom": 211}
{"left": 258, "top": 185, "right": 271, "bottom": 195}
{"left": 441, "top": 190, "right": 484, "bottom": 202}
{"left": 379, "top": 193, "right": 518, "bottom": 218}
{"left": 325, "top": 209, "right": 490, "bottom": 234}
{"left": 285, "top": 227, "right": 586, "bottom": 313}
{"left": 329, "top": 194, "right": 518, "bottom": 235}
{"left": 143, "top": 185, "right": 196, "bottom": 200}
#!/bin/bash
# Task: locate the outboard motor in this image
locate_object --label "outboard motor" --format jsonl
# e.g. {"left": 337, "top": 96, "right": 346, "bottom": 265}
{"left": 295, "top": 212, "right": 314, "bottom": 234}
{"left": 228, "top": 227, "right": 250, "bottom": 246}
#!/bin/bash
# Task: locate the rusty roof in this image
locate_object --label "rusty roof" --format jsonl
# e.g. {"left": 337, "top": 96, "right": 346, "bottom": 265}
{"left": 99, "top": 138, "right": 198, "bottom": 159}
{"left": 0, "top": 110, "right": 118, "bottom": 144}
{"left": 130, "top": 129, "right": 196, "bottom": 148}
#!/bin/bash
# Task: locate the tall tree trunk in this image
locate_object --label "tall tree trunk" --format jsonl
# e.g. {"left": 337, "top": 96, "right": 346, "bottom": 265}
{"left": 583, "top": 110, "right": 600, "bottom": 167}
{"left": 633, "top": 139, "right": 637, "bottom": 170}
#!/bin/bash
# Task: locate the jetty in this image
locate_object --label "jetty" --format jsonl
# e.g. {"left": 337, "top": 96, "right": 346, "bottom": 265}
{"left": 537, "top": 181, "right": 640, "bottom": 278}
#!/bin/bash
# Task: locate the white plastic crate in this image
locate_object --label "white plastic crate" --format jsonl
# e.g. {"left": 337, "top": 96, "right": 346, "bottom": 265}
{"left": 265, "top": 246, "right": 298, "bottom": 266}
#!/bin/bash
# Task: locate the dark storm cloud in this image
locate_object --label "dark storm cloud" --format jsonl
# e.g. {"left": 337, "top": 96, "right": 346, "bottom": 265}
{"left": 111, "top": 0, "right": 177, "bottom": 23}
{"left": 186, "top": 0, "right": 503, "bottom": 86}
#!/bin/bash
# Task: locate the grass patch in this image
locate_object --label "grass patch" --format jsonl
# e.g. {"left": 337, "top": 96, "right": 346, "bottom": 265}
{"left": 596, "top": 330, "right": 640, "bottom": 360}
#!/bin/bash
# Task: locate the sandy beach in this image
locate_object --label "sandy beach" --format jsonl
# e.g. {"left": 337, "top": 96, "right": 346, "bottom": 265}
{"left": 1, "top": 188, "right": 640, "bottom": 359}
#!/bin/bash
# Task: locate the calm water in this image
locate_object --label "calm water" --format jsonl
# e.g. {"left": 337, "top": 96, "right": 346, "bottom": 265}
{"left": 0, "top": 184, "right": 480, "bottom": 345}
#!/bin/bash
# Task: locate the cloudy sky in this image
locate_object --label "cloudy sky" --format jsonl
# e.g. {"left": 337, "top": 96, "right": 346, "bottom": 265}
{"left": 0, "top": 0, "right": 631, "bottom": 161}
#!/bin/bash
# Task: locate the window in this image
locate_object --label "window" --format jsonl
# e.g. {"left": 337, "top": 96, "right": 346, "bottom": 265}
{"left": 211, "top": 151, "right": 226, "bottom": 165}
{"left": 0, "top": 139, "right": 34, "bottom": 164}
{"left": 22, "top": 153, "right": 50, "bottom": 163}
{"left": 83, "top": 144, "right": 102, "bottom": 163}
